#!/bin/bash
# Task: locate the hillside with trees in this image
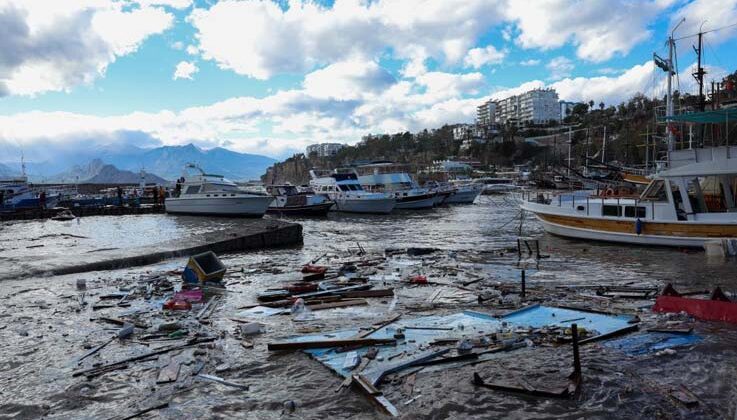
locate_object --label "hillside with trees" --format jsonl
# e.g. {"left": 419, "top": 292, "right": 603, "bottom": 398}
{"left": 263, "top": 69, "right": 737, "bottom": 185}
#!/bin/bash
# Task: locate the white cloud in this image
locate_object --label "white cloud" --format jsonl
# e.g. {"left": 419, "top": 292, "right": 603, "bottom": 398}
{"left": 505, "top": 0, "right": 676, "bottom": 62}
{"left": 671, "top": 0, "right": 737, "bottom": 45}
{"left": 173, "top": 61, "right": 198, "bottom": 80}
{"left": 185, "top": 44, "right": 199, "bottom": 55}
{"left": 463, "top": 45, "right": 506, "bottom": 69}
{"left": 520, "top": 59, "right": 540, "bottom": 66}
{"left": 135, "top": 0, "right": 193, "bottom": 9}
{"left": 187, "top": 0, "right": 506, "bottom": 79}
{"left": 546, "top": 56, "right": 575, "bottom": 80}
{"left": 302, "top": 58, "right": 396, "bottom": 100}
{"left": 0, "top": 0, "right": 173, "bottom": 96}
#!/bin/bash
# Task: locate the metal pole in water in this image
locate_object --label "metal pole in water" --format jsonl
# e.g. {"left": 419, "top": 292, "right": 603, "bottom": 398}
{"left": 572, "top": 323, "right": 581, "bottom": 382}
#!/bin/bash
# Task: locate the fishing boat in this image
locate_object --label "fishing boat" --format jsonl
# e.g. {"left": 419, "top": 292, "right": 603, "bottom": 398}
{"left": 521, "top": 112, "right": 737, "bottom": 248}
{"left": 0, "top": 176, "right": 60, "bottom": 211}
{"left": 265, "top": 184, "right": 334, "bottom": 216}
{"left": 355, "top": 163, "right": 436, "bottom": 209}
{"left": 522, "top": 23, "right": 737, "bottom": 248}
{"left": 476, "top": 177, "right": 520, "bottom": 195}
{"left": 309, "top": 170, "right": 395, "bottom": 214}
{"left": 165, "top": 164, "right": 271, "bottom": 217}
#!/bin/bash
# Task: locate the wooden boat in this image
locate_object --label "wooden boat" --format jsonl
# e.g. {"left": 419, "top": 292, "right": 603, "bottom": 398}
{"left": 522, "top": 106, "right": 737, "bottom": 248}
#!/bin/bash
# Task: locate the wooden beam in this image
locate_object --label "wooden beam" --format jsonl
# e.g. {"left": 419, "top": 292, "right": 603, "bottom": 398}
{"left": 267, "top": 338, "right": 396, "bottom": 351}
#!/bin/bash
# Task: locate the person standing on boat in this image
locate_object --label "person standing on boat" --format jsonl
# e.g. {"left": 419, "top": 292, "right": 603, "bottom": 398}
{"left": 116, "top": 186, "right": 123, "bottom": 206}
{"left": 39, "top": 191, "right": 46, "bottom": 209}
{"left": 152, "top": 186, "right": 159, "bottom": 208}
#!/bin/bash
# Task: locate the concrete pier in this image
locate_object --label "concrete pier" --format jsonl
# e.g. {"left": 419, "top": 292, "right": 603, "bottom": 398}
{"left": 0, "top": 205, "right": 164, "bottom": 222}
{"left": 12, "top": 220, "right": 302, "bottom": 279}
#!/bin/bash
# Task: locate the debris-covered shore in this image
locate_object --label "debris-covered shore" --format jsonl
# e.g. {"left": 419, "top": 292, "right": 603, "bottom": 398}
{"left": 2, "top": 200, "right": 737, "bottom": 419}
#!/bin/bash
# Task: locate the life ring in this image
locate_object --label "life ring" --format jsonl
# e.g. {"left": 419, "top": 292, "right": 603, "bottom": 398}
{"left": 604, "top": 188, "right": 615, "bottom": 197}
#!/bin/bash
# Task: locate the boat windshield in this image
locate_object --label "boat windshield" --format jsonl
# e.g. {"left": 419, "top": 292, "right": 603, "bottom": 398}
{"left": 640, "top": 180, "right": 667, "bottom": 201}
{"left": 202, "top": 183, "right": 240, "bottom": 193}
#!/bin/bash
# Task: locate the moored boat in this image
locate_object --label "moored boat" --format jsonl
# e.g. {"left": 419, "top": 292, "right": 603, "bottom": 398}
{"left": 265, "top": 184, "right": 334, "bottom": 216}
{"left": 355, "top": 163, "right": 436, "bottom": 209}
{"left": 522, "top": 139, "right": 737, "bottom": 248}
{"left": 446, "top": 180, "right": 482, "bottom": 204}
{"left": 309, "top": 170, "right": 395, "bottom": 214}
{"left": 165, "top": 164, "right": 271, "bottom": 217}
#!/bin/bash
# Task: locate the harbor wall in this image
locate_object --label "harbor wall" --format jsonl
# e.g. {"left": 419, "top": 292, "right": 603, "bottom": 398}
{"left": 46, "top": 220, "right": 303, "bottom": 276}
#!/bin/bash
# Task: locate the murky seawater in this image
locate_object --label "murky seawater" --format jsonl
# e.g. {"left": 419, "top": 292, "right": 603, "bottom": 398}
{"left": 1, "top": 195, "right": 736, "bottom": 419}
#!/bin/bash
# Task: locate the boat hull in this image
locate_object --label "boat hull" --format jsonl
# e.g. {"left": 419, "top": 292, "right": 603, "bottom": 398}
{"left": 332, "top": 197, "right": 395, "bottom": 214}
{"left": 523, "top": 202, "right": 737, "bottom": 247}
{"left": 165, "top": 196, "right": 271, "bottom": 217}
{"left": 445, "top": 189, "right": 480, "bottom": 204}
{"left": 394, "top": 193, "right": 436, "bottom": 209}
{"left": 266, "top": 201, "right": 334, "bottom": 216}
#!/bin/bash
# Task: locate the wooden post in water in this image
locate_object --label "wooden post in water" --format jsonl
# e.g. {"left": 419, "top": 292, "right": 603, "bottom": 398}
{"left": 521, "top": 269, "right": 526, "bottom": 298}
{"left": 571, "top": 323, "right": 581, "bottom": 383}
{"left": 516, "top": 239, "right": 521, "bottom": 259}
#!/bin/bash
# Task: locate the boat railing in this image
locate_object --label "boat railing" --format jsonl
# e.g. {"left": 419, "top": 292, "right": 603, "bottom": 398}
{"left": 521, "top": 190, "right": 654, "bottom": 219}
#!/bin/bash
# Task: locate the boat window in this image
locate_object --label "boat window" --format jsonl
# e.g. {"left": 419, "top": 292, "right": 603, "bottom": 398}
{"left": 698, "top": 176, "right": 727, "bottom": 213}
{"left": 339, "top": 185, "right": 350, "bottom": 192}
{"left": 602, "top": 205, "right": 622, "bottom": 217}
{"left": 185, "top": 185, "right": 200, "bottom": 194}
{"left": 624, "top": 206, "right": 646, "bottom": 218}
{"left": 640, "top": 180, "right": 666, "bottom": 201}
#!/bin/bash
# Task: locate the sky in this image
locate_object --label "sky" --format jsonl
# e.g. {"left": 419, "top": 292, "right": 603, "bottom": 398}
{"left": 0, "top": 0, "right": 736, "bottom": 160}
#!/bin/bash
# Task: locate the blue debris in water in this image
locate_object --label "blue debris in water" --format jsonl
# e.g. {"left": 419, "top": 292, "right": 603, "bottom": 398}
{"left": 501, "top": 304, "right": 636, "bottom": 336}
{"left": 286, "top": 306, "right": 636, "bottom": 378}
{"left": 603, "top": 332, "right": 702, "bottom": 355}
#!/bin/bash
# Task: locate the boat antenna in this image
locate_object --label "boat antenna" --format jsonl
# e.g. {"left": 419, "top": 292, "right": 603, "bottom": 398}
{"left": 692, "top": 20, "right": 707, "bottom": 112}
{"left": 21, "top": 150, "right": 26, "bottom": 178}
{"left": 654, "top": 17, "right": 685, "bottom": 154}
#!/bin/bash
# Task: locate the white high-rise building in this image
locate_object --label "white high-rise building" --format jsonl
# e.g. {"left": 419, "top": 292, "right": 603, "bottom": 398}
{"left": 489, "top": 88, "right": 560, "bottom": 126}
{"left": 306, "top": 143, "right": 345, "bottom": 157}
{"left": 476, "top": 100, "right": 497, "bottom": 127}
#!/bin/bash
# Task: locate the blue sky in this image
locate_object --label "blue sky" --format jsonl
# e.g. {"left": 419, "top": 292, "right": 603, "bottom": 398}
{"left": 0, "top": 0, "right": 736, "bottom": 160}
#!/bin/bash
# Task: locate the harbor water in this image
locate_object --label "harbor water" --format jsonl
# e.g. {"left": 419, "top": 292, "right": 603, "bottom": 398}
{"left": 1, "top": 195, "right": 736, "bottom": 419}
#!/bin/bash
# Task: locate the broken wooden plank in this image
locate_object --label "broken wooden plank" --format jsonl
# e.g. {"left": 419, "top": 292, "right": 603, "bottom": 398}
{"left": 268, "top": 338, "right": 396, "bottom": 351}
{"left": 473, "top": 372, "right": 571, "bottom": 398}
{"left": 156, "top": 360, "right": 181, "bottom": 384}
{"left": 578, "top": 324, "right": 639, "bottom": 345}
{"left": 73, "top": 337, "right": 216, "bottom": 377}
{"left": 341, "top": 289, "right": 394, "bottom": 298}
{"left": 95, "top": 316, "right": 149, "bottom": 329}
{"left": 352, "top": 374, "right": 399, "bottom": 417}
{"left": 307, "top": 299, "right": 368, "bottom": 311}
{"left": 119, "top": 401, "right": 169, "bottom": 420}
{"left": 358, "top": 313, "right": 402, "bottom": 339}
{"left": 196, "top": 374, "right": 249, "bottom": 390}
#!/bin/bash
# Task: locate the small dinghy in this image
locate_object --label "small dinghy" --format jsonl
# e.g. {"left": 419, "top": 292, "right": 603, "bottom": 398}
{"left": 51, "top": 209, "right": 76, "bottom": 221}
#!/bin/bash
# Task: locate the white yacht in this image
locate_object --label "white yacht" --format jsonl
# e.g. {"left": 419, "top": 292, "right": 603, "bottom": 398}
{"left": 446, "top": 179, "right": 483, "bottom": 204}
{"left": 309, "top": 170, "right": 395, "bottom": 214}
{"left": 355, "top": 163, "right": 436, "bottom": 209}
{"left": 165, "top": 164, "right": 271, "bottom": 217}
{"left": 476, "top": 177, "right": 520, "bottom": 194}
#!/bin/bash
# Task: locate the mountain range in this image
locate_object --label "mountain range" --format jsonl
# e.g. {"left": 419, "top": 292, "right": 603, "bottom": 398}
{"left": 0, "top": 143, "right": 277, "bottom": 182}
{"left": 54, "top": 159, "right": 169, "bottom": 184}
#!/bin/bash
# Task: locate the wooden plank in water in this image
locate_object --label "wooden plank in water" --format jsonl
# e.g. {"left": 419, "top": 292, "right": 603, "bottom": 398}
{"left": 156, "top": 360, "right": 181, "bottom": 384}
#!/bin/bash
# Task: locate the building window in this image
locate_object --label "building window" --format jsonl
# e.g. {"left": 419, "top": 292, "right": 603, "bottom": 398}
{"left": 624, "top": 206, "right": 646, "bottom": 218}
{"left": 602, "top": 205, "right": 622, "bottom": 217}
